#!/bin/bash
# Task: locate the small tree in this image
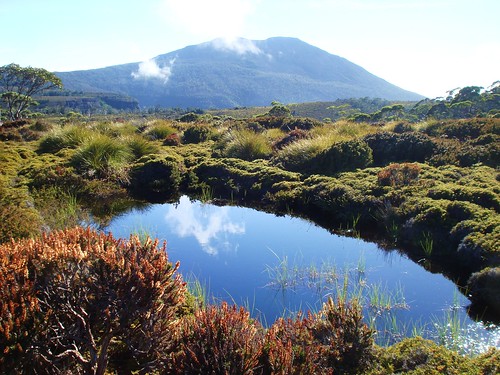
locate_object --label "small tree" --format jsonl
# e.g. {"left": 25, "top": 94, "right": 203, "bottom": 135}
{"left": 0, "top": 63, "right": 62, "bottom": 121}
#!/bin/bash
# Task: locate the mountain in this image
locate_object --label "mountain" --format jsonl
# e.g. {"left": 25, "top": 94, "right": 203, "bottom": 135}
{"left": 56, "top": 37, "right": 424, "bottom": 109}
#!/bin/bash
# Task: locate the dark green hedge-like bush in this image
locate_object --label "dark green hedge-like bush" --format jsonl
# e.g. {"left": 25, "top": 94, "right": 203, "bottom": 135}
{"left": 129, "top": 152, "right": 185, "bottom": 197}
{"left": 191, "top": 158, "right": 301, "bottom": 200}
{"left": 182, "top": 124, "right": 214, "bottom": 144}
{"left": 467, "top": 267, "right": 500, "bottom": 316}
{"left": 254, "top": 116, "right": 322, "bottom": 131}
{"left": 311, "top": 139, "right": 373, "bottom": 176}
{"left": 364, "top": 132, "right": 436, "bottom": 165}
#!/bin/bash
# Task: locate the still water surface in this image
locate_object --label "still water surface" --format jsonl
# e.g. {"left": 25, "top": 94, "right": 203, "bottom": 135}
{"left": 104, "top": 196, "right": 499, "bottom": 352}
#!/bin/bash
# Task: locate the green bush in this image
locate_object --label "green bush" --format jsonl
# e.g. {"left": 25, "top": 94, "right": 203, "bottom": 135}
{"left": 370, "top": 337, "right": 489, "bottom": 374}
{"left": 467, "top": 267, "right": 500, "bottom": 316}
{"left": 311, "top": 139, "right": 373, "bottom": 175}
{"left": 364, "top": 132, "right": 436, "bottom": 165}
{"left": 0, "top": 179, "right": 42, "bottom": 243}
{"left": 71, "top": 135, "right": 132, "bottom": 180}
{"left": 182, "top": 124, "right": 214, "bottom": 144}
{"left": 129, "top": 152, "right": 185, "bottom": 198}
{"left": 223, "top": 129, "right": 272, "bottom": 160}
{"left": 124, "top": 135, "right": 160, "bottom": 159}
{"left": 145, "top": 121, "right": 177, "bottom": 140}
{"left": 272, "top": 135, "right": 333, "bottom": 172}
{"left": 191, "top": 157, "right": 301, "bottom": 200}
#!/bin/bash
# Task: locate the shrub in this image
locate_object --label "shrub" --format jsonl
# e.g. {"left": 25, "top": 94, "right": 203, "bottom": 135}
{"left": 373, "top": 337, "right": 484, "bottom": 374}
{"left": 311, "top": 297, "right": 374, "bottom": 373}
{"left": 0, "top": 179, "right": 42, "bottom": 243}
{"left": 178, "top": 112, "right": 201, "bottom": 122}
{"left": 262, "top": 297, "right": 374, "bottom": 374}
{"left": 364, "top": 131, "right": 436, "bottom": 165}
{"left": 273, "top": 128, "right": 309, "bottom": 150}
{"left": 311, "top": 139, "right": 373, "bottom": 175}
{"left": 223, "top": 129, "right": 273, "bottom": 160}
{"left": 182, "top": 124, "right": 213, "bottom": 144}
{"left": 377, "top": 163, "right": 421, "bottom": 187}
{"left": 169, "top": 302, "right": 264, "bottom": 374}
{"left": 467, "top": 267, "right": 500, "bottom": 316}
{"left": 71, "top": 135, "right": 133, "bottom": 180}
{"left": 38, "top": 125, "right": 94, "bottom": 154}
{"left": 129, "top": 152, "right": 185, "bottom": 197}
{"left": 145, "top": 121, "right": 177, "bottom": 140}
{"left": 262, "top": 314, "right": 320, "bottom": 374}
{"left": 273, "top": 135, "right": 333, "bottom": 172}
{"left": 124, "top": 135, "right": 160, "bottom": 159}
{"left": 0, "top": 227, "right": 186, "bottom": 374}
{"left": 164, "top": 133, "right": 181, "bottom": 146}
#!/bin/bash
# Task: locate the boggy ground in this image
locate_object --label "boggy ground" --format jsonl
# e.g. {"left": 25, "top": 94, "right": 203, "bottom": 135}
{"left": 0, "top": 115, "right": 498, "bottom": 317}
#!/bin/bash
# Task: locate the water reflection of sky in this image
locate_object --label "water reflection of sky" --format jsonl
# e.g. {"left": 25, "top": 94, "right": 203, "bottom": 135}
{"left": 105, "top": 196, "right": 499, "bottom": 353}
{"left": 164, "top": 197, "right": 245, "bottom": 255}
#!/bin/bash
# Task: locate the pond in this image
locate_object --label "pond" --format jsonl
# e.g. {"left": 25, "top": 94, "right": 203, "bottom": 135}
{"left": 103, "top": 195, "right": 499, "bottom": 353}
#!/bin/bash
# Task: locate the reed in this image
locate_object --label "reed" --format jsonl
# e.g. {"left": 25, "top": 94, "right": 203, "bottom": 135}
{"left": 419, "top": 231, "right": 434, "bottom": 257}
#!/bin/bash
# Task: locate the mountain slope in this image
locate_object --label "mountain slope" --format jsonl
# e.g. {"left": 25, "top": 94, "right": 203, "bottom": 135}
{"left": 56, "top": 37, "right": 424, "bottom": 108}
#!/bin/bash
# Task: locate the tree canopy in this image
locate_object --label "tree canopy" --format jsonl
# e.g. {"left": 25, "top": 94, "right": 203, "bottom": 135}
{"left": 0, "top": 63, "right": 62, "bottom": 121}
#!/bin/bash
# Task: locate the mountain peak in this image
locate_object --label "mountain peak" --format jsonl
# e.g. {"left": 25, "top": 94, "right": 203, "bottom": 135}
{"left": 56, "top": 37, "right": 424, "bottom": 108}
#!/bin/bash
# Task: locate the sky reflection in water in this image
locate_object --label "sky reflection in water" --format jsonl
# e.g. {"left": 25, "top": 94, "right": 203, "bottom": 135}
{"left": 105, "top": 196, "right": 499, "bottom": 352}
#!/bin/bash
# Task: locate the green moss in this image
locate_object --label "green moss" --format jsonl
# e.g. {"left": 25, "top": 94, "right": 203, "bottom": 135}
{"left": 191, "top": 157, "right": 301, "bottom": 200}
{"left": 368, "top": 337, "right": 494, "bottom": 374}
{"left": 129, "top": 151, "right": 186, "bottom": 198}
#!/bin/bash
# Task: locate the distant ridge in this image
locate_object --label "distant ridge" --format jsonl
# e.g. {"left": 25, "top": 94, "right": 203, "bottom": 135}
{"left": 56, "top": 37, "right": 424, "bottom": 108}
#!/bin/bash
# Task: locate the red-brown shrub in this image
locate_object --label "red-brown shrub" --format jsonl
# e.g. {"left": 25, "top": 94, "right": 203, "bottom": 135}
{"left": 0, "top": 227, "right": 186, "bottom": 374}
{"left": 377, "top": 163, "right": 421, "bottom": 187}
{"left": 169, "top": 302, "right": 264, "bottom": 374}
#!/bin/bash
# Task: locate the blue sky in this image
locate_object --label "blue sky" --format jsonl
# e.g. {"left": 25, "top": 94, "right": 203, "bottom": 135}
{"left": 1, "top": 0, "right": 498, "bottom": 98}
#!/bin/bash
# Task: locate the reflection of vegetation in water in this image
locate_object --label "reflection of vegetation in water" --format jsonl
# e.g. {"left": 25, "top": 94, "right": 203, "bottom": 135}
{"left": 33, "top": 186, "right": 86, "bottom": 231}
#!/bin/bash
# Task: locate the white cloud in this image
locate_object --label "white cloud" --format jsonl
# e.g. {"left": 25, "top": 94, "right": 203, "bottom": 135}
{"left": 210, "top": 37, "right": 262, "bottom": 55}
{"left": 131, "top": 57, "right": 176, "bottom": 83}
{"left": 164, "top": 196, "right": 245, "bottom": 255}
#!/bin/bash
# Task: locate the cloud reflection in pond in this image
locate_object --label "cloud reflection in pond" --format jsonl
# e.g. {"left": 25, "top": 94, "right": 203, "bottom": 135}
{"left": 164, "top": 196, "right": 245, "bottom": 255}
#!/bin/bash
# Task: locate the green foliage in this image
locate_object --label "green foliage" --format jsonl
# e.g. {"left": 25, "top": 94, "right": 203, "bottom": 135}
{"left": 178, "top": 112, "right": 201, "bottom": 122}
{"left": 124, "top": 134, "right": 160, "bottom": 159}
{"left": 182, "top": 124, "right": 214, "bottom": 144}
{"left": 255, "top": 115, "right": 322, "bottom": 131}
{"left": 364, "top": 132, "right": 436, "bottom": 165}
{"left": 411, "top": 83, "right": 500, "bottom": 120}
{"left": 369, "top": 337, "right": 496, "bottom": 374}
{"left": 272, "top": 135, "right": 334, "bottom": 172}
{"left": 71, "top": 135, "right": 133, "bottom": 181}
{"left": 145, "top": 120, "right": 177, "bottom": 140}
{"left": 223, "top": 129, "right": 273, "bottom": 160}
{"left": 467, "top": 267, "right": 500, "bottom": 315}
{"left": 38, "top": 125, "right": 94, "bottom": 153}
{"left": 267, "top": 102, "right": 292, "bottom": 117}
{"left": 311, "top": 139, "right": 373, "bottom": 175}
{"left": 191, "top": 157, "right": 301, "bottom": 200}
{"left": 0, "top": 63, "right": 63, "bottom": 120}
{"left": 0, "top": 178, "right": 42, "bottom": 243}
{"left": 129, "top": 152, "right": 185, "bottom": 198}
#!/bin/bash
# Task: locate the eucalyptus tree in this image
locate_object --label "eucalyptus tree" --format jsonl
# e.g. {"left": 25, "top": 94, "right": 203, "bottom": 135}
{"left": 0, "top": 63, "right": 62, "bottom": 121}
